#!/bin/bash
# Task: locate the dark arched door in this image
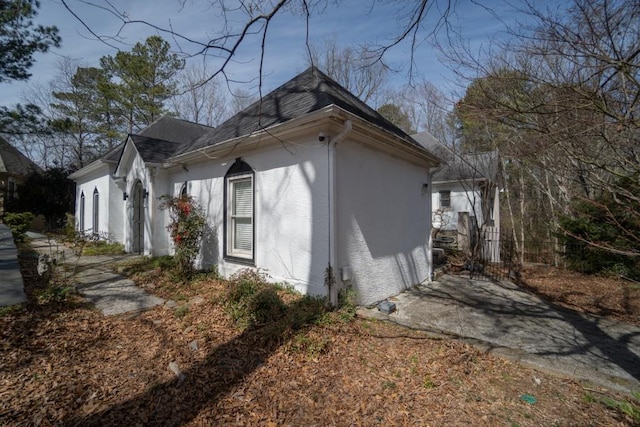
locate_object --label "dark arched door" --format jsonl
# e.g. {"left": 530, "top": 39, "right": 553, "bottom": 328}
{"left": 132, "top": 180, "right": 145, "bottom": 254}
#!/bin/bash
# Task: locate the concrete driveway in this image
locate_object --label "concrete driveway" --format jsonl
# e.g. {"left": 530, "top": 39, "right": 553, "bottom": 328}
{"left": 358, "top": 273, "right": 640, "bottom": 393}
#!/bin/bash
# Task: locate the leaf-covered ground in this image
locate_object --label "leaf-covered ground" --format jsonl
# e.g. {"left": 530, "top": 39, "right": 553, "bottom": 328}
{"left": 520, "top": 265, "right": 640, "bottom": 327}
{"left": 1, "top": 253, "right": 639, "bottom": 426}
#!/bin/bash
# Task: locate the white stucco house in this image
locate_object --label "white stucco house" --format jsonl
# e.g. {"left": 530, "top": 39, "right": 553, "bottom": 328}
{"left": 70, "top": 67, "right": 441, "bottom": 305}
{"left": 413, "top": 132, "right": 502, "bottom": 261}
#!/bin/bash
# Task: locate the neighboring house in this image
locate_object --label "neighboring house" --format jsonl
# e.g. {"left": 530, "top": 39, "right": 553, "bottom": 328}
{"left": 70, "top": 67, "right": 441, "bottom": 305}
{"left": 0, "top": 137, "right": 42, "bottom": 216}
{"left": 412, "top": 132, "right": 502, "bottom": 262}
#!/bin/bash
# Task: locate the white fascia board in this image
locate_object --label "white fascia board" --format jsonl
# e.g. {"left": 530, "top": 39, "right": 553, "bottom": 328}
{"left": 68, "top": 159, "right": 108, "bottom": 180}
{"left": 113, "top": 138, "right": 141, "bottom": 178}
{"left": 164, "top": 105, "right": 338, "bottom": 166}
{"left": 165, "top": 104, "right": 440, "bottom": 169}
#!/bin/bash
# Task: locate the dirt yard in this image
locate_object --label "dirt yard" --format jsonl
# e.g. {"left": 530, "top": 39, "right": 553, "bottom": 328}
{"left": 1, "top": 252, "right": 639, "bottom": 426}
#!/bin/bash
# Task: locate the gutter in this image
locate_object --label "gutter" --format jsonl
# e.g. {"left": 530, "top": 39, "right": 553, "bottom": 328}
{"left": 327, "top": 120, "right": 352, "bottom": 306}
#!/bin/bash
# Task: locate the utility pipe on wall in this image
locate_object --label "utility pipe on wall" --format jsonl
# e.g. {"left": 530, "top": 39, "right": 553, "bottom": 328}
{"left": 327, "top": 120, "right": 352, "bottom": 306}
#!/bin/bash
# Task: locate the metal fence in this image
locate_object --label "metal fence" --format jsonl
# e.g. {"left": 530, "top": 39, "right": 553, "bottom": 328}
{"left": 466, "top": 229, "right": 581, "bottom": 281}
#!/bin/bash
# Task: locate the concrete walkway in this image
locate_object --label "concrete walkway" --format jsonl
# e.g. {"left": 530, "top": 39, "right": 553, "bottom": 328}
{"left": 359, "top": 274, "right": 640, "bottom": 394}
{"left": 29, "top": 235, "right": 164, "bottom": 316}
{"left": 0, "top": 224, "right": 26, "bottom": 307}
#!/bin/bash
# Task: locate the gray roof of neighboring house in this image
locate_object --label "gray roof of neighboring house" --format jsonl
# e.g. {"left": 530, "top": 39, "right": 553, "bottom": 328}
{"left": 0, "top": 137, "right": 42, "bottom": 176}
{"left": 412, "top": 131, "right": 500, "bottom": 183}
{"left": 176, "top": 66, "right": 425, "bottom": 156}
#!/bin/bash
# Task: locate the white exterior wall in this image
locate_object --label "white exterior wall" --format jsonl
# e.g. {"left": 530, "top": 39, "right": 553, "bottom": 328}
{"left": 431, "top": 181, "right": 483, "bottom": 231}
{"left": 74, "top": 164, "right": 119, "bottom": 237}
{"left": 163, "top": 137, "right": 331, "bottom": 297}
{"left": 336, "top": 140, "right": 433, "bottom": 306}
{"left": 121, "top": 150, "right": 154, "bottom": 255}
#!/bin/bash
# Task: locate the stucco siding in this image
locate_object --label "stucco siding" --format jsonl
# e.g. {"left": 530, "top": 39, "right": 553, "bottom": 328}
{"left": 165, "top": 138, "right": 330, "bottom": 297}
{"left": 74, "top": 164, "right": 114, "bottom": 237}
{"left": 122, "top": 151, "right": 154, "bottom": 254}
{"left": 107, "top": 169, "right": 125, "bottom": 243}
{"left": 336, "top": 140, "right": 432, "bottom": 306}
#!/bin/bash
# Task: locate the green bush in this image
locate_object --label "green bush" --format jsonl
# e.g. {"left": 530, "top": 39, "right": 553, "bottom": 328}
{"left": 248, "top": 287, "right": 287, "bottom": 324}
{"left": 4, "top": 212, "right": 34, "bottom": 242}
{"left": 224, "top": 269, "right": 271, "bottom": 326}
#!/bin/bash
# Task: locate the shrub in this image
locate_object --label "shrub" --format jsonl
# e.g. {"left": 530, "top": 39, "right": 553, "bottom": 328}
{"left": 4, "top": 212, "right": 34, "bottom": 242}
{"left": 159, "top": 195, "right": 206, "bottom": 278}
{"left": 248, "top": 287, "right": 287, "bottom": 324}
{"left": 224, "top": 269, "right": 271, "bottom": 326}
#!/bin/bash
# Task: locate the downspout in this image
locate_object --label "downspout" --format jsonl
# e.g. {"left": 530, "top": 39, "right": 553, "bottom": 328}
{"left": 327, "top": 120, "right": 352, "bottom": 306}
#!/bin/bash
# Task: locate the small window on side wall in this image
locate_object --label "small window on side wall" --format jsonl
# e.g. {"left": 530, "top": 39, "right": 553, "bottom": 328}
{"left": 79, "top": 192, "right": 85, "bottom": 232}
{"left": 224, "top": 159, "right": 254, "bottom": 263}
{"left": 92, "top": 188, "right": 99, "bottom": 235}
{"left": 439, "top": 190, "right": 451, "bottom": 209}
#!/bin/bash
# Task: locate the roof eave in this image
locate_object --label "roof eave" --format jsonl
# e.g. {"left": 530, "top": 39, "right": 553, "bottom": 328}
{"left": 68, "top": 158, "right": 109, "bottom": 180}
{"left": 166, "top": 104, "right": 441, "bottom": 169}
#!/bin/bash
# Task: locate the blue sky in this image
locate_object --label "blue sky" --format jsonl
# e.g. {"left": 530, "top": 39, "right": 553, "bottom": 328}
{"left": 1, "top": 0, "right": 520, "bottom": 108}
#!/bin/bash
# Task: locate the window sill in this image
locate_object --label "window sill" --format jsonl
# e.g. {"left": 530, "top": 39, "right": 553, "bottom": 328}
{"left": 224, "top": 255, "right": 255, "bottom": 266}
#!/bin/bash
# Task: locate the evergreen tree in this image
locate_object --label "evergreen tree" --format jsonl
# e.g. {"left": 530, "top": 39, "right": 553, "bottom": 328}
{"left": 50, "top": 67, "right": 119, "bottom": 167}
{"left": 0, "top": 0, "right": 60, "bottom": 82}
{"left": 99, "top": 36, "right": 184, "bottom": 133}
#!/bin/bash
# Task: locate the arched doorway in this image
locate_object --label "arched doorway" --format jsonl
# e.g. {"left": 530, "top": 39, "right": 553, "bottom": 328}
{"left": 132, "top": 180, "right": 145, "bottom": 254}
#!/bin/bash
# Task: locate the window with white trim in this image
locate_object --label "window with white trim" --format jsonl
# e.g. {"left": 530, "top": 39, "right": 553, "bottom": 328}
{"left": 79, "top": 192, "right": 85, "bottom": 232}
{"left": 439, "top": 190, "right": 451, "bottom": 209}
{"left": 92, "top": 188, "right": 99, "bottom": 235}
{"left": 224, "top": 159, "right": 254, "bottom": 263}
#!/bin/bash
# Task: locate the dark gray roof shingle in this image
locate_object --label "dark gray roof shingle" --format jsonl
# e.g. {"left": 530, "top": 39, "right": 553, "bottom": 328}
{"left": 118, "top": 116, "right": 214, "bottom": 165}
{"left": 176, "top": 66, "right": 424, "bottom": 156}
{"left": 138, "top": 116, "right": 212, "bottom": 144}
{"left": 130, "top": 135, "right": 183, "bottom": 163}
{"left": 412, "top": 131, "right": 500, "bottom": 183}
{"left": 0, "top": 137, "right": 42, "bottom": 175}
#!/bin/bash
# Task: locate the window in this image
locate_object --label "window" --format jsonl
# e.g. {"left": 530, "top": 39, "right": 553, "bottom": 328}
{"left": 180, "top": 181, "right": 188, "bottom": 198}
{"left": 92, "top": 188, "right": 99, "bottom": 235}
{"left": 439, "top": 190, "right": 451, "bottom": 209}
{"left": 7, "top": 178, "right": 16, "bottom": 200}
{"left": 79, "top": 192, "right": 85, "bottom": 232}
{"left": 224, "top": 159, "right": 254, "bottom": 263}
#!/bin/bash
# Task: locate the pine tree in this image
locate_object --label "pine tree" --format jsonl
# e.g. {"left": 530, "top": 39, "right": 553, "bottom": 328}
{"left": 99, "top": 36, "right": 184, "bottom": 134}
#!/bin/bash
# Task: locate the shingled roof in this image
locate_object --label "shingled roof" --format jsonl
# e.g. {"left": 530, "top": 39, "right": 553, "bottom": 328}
{"left": 100, "top": 116, "right": 211, "bottom": 166}
{"left": 0, "top": 137, "right": 42, "bottom": 176}
{"left": 138, "top": 116, "right": 212, "bottom": 144}
{"left": 176, "top": 66, "right": 424, "bottom": 156}
{"left": 412, "top": 131, "right": 500, "bottom": 183}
